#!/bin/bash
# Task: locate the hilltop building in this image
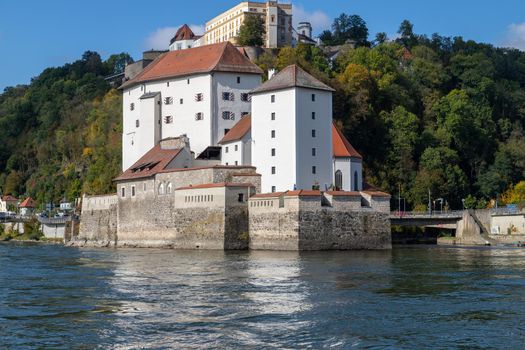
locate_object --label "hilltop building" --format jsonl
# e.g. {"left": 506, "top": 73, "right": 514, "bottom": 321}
{"left": 0, "top": 195, "right": 18, "bottom": 212}
{"left": 169, "top": 25, "right": 204, "bottom": 51}
{"left": 204, "top": 1, "right": 293, "bottom": 48}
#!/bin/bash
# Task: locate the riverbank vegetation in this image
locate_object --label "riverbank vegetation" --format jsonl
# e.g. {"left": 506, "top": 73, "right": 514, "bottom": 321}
{"left": 0, "top": 16, "right": 524, "bottom": 210}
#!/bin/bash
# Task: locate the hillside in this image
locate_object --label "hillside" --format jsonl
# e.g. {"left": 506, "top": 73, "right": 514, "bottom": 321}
{"left": 1, "top": 20, "right": 525, "bottom": 210}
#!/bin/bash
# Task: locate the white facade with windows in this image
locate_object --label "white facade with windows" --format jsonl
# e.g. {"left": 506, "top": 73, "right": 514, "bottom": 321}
{"left": 250, "top": 66, "right": 335, "bottom": 193}
{"left": 334, "top": 158, "right": 363, "bottom": 191}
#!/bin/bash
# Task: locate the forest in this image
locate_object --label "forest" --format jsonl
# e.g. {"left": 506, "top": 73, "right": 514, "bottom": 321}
{"left": 1, "top": 15, "right": 525, "bottom": 210}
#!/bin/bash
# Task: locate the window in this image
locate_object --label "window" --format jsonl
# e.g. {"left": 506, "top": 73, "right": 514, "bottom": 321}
{"left": 271, "top": 95, "right": 275, "bottom": 103}
{"left": 234, "top": 145, "right": 238, "bottom": 151}
{"left": 164, "top": 115, "right": 173, "bottom": 124}
{"left": 271, "top": 186, "right": 276, "bottom": 193}
{"left": 136, "top": 120, "right": 140, "bottom": 128}
{"left": 131, "top": 186, "right": 136, "bottom": 197}
{"left": 222, "top": 111, "right": 234, "bottom": 120}
{"left": 164, "top": 97, "right": 173, "bottom": 105}
{"left": 195, "top": 93, "right": 203, "bottom": 102}
{"left": 187, "top": 79, "right": 190, "bottom": 84}
{"left": 130, "top": 103, "right": 135, "bottom": 111}
{"left": 121, "top": 187, "right": 125, "bottom": 198}
{"left": 237, "top": 76, "right": 241, "bottom": 84}
{"left": 235, "top": 161, "right": 238, "bottom": 165}
{"left": 311, "top": 94, "right": 316, "bottom": 101}
{"left": 271, "top": 130, "right": 275, "bottom": 138}
{"left": 143, "top": 182, "right": 147, "bottom": 191}
{"left": 311, "top": 129, "right": 316, "bottom": 137}
{"left": 167, "top": 81, "right": 170, "bottom": 87}
{"left": 241, "top": 93, "right": 250, "bottom": 102}
{"left": 271, "top": 148, "right": 275, "bottom": 156}
{"left": 238, "top": 193, "right": 244, "bottom": 202}
{"left": 271, "top": 15, "right": 275, "bottom": 23}
{"left": 312, "top": 148, "right": 316, "bottom": 156}
{"left": 195, "top": 112, "right": 204, "bottom": 120}
{"left": 166, "top": 182, "right": 172, "bottom": 194}
{"left": 158, "top": 183, "right": 165, "bottom": 195}
{"left": 222, "top": 92, "right": 234, "bottom": 101}
{"left": 180, "top": 98, "right": 184, "bottom": 104}
{"left": 312, "top": 166, "right": 316, "bottom": 174}
{"left": 354, "top": 171, "right": 359, "bottom": 191}
{"left": 335, "top": 170, "right": 343, "bottom": 190}
{"left": 225, "top": 146, "right": 229, "bottom": 153}
{"left": 271, "top": 112, "right": 275, "bottom": 120}
{"left": 271, "top": 166, "right": 276, "bottom": 174}
{"left": 312, "top": 112, "right": 316, "bottom": 120}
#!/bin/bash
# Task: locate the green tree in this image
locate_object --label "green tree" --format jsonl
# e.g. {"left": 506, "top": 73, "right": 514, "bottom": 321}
{"left": 331, "top": 14, "right": 369, "bottom": 46}
{"left": 237, "top": 14, "right": 265, "bottom": 46}
{"left": 397, "top": 20, "right": 417, "bottom": 48}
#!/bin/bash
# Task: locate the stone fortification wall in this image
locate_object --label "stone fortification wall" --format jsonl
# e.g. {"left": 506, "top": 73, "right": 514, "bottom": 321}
{"left": 73, "top": 194, "right": 118, "bottom": 247}
{"left": 249, "top": 193, "right": 391, "bottom": 250}
{"left": 116, "top": 185, "right": 251, "bottom": 249}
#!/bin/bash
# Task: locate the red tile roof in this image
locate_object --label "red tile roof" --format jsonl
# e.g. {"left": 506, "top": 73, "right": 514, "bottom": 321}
{"left": 176, "top": 182, "right": 254, "bottom": 191}
{"left": 121, "top": 42, "right": 263, "bottom": 89}
{"left": 170, "top": 24, "right": 196, "bottom": 44}
{"left": 332, "top": 124, "right": 362, "bottom": 159}
{"left": 115, "top": 145, "right": 182, "bottom": 181}
{"left": 19, "top": 197, "right": 36, "bottom": 208}
{"left": 219, "top": 115, "right": 251, "bottom": 144}
{"left": 251, "top": 64, "right": 335, "bottom": 94}
{"left": 251, "top": 192, "right": 285, "bottom": 199}
{"left": 285, "top": 190, "right": 322, "bottom": 197}
{"left": 1, "top": 195, "right": 18, "bottom": 202}
{"left": 325, "top": 191, "right": 361, "bottom": 197}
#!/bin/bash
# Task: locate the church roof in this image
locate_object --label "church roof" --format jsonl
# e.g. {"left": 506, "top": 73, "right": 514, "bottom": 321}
{"left": 332, "top": 124, "right": 362, "bottom": 159}
{"left": 115, "top": 145, "right": 183, "bottom": 181}
{"left": 250, "top": 64, "right": 335, "bottom": 94}
{"left": 19, "top": 197, "right": 36, "bottom": 208}
{"left": 121, "top": 42, "right": 263, "bottom": 89}
{"left": 170, "top": 24, "right": 196, "bottom": 44}
{"left": 218, "top": 115, "right": 251, "bottom": 144}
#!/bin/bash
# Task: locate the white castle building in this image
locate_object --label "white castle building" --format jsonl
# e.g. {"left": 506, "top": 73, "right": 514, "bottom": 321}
{"left": 120, "top": 42, "right": 363, "bottom": 193}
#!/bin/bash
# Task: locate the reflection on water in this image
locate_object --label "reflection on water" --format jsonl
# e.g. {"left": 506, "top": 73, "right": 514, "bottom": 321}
{"left": 0, "top": 243, "right": 524, "bottom": 349}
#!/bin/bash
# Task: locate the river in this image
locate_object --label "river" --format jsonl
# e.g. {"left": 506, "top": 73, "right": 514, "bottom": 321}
{"left": 0, "top": 243, "right": 524, "bottom": 349}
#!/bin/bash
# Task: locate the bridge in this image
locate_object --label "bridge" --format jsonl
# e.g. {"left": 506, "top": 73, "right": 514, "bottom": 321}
{"left": 390, "top": 211, "right": 464, "bottom": 229}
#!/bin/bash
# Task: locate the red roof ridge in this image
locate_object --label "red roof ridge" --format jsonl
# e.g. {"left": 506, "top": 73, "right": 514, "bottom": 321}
{"left": 219, "top": 115, "right": 251, "bottom": 144}
{"left": 176, "top": 182, "right": 254, "bottom": 191}
{"left": 285, "top": 190, "right": 322, "bottom": 197}
{"left": 251, "top": 192, "right": 285, "bottom": 198}
{"left": 332, "top": 123, "right": 362, "bottom": 159}
{"left": 19, "top": 197, "right": 36, "bottom": 208}
{"left": 325, "top": 191, "right": 361, "bottom": 196}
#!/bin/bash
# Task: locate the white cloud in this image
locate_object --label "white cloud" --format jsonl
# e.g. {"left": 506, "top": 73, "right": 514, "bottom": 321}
{"left": 293, "top": 4, "right": 331, "bottom": 36}
{"left": 501, "top": 22, "right": 525, "bottom": 50}
{"left": 144, "top": 24, "right": 205, "bottom": 50}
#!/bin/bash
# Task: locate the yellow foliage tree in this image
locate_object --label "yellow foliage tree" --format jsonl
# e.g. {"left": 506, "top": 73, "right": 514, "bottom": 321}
{"left": 501, "top": 181, "right": 525, "bottom": 206}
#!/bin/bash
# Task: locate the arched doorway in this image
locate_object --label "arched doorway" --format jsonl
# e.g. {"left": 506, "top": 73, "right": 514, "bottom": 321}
{"left": 335, "top": 170, "right": 343, "bottom": 191}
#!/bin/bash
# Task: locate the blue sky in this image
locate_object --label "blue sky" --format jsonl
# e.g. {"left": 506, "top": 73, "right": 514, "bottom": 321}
{"left": 1, "top": 0, "right": 524, "bottom": 91}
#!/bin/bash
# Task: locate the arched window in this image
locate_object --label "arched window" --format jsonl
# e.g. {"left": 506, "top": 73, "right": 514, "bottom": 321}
{"left": 335, "top": 170, "right": 343, "bottom": 191}
{"left": 354, "top": 171, "right": 359, "bottom": 191}
{"left": 158, "top": 183, "right": 165, "bottom": 195}
{"left": 166, "top": 182, "right": 172, "bottom": 194}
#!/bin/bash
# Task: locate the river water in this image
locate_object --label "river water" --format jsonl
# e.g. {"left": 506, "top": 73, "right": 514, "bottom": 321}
{"left": 0, "top": 243, "right": 524, "bottom": 349}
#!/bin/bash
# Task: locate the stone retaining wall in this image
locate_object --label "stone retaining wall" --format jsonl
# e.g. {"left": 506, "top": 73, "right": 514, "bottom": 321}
{"left": 73, "top": 195, "right": 118, "bottom": 247}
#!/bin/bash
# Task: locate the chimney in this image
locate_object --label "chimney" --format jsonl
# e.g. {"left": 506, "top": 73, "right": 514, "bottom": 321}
{"left": 268, "top": 68, "right": 277, "bottom": 80}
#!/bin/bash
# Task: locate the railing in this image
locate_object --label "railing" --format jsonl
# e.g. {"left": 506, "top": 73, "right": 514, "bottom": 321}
{"left": 391, "top": 211, "right": 465, "bottom": 219}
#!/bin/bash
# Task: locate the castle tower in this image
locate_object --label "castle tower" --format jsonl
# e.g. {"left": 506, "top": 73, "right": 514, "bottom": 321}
{"left": 298, "top": 22, "right": 312, "bottom": 39}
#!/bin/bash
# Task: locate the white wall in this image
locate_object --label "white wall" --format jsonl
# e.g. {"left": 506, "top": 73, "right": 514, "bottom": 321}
{"left": 220, "top": 130, "right": 251, "bottom": 166}
{"left": 334, "top": 157, "right": 362, "bottom": 191}
{"left": 212, "top": 72, "right": 261, "bottom": 145}
{"left": 122, "top": 72, "right": 261, "bottom": 171}
{"left": 295, "top": 87, "right": 333, "bottom": 191}
{"left": 252, "top": 88, "right": 297, "bottom": 193}
{"left": 169, "top": 39, "right": 195, "bottom": 51}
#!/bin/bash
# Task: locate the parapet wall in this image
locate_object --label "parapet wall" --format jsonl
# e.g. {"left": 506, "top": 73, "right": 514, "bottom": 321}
{"left": 249, "top": 192, "right": 391, "bottom": 250}
{"left": 73, "top": 194, "right": 118, "bottom": 247}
